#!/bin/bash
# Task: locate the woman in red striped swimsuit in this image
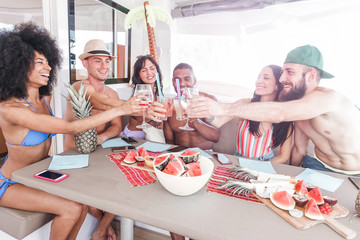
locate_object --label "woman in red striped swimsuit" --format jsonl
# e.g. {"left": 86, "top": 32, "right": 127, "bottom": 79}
{"left": 235, "top": 65, "right": 293, "bottom": 163}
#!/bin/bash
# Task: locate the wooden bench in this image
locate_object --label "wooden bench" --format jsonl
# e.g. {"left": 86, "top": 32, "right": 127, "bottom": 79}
{"left": 0, "top": 147, "right": 54, "bottom": 239}
{"left": 0, "top": 206, "right": 54, "bottom": 239}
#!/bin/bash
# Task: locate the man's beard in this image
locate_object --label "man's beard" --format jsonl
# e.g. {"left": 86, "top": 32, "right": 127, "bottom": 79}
{"left": 279, "top": 77, "right": 307, "bottom": 102}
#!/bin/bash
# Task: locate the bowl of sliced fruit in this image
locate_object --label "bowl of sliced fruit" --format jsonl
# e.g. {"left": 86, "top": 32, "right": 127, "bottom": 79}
{"left": 153, "top": 150, "right": 214, "bottom": 196}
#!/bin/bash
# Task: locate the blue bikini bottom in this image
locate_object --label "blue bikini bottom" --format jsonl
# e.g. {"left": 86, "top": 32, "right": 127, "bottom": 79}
{"left": 0, "top": 155, "right": 18, "bottom": 199}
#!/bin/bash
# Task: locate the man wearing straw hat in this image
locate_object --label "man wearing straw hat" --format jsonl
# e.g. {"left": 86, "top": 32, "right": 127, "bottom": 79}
{"left": 65, "top": 39, "right": 123, "bottom": 150}
{"left": 65, "top": 39, "right": 165, "bottom": 239}
{"left": 190, "top": 45, "right": 360, "bottom": 176}
{"left": 64, "top": 39, "right": 164, "bottom": 128}
{"left": 64, "top": 39, "right": 121, "bottom": 240}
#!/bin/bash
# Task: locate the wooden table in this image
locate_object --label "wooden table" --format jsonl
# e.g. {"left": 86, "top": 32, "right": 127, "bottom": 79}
{"left": 12, "top": 143, "right": 360, "bottom": 240}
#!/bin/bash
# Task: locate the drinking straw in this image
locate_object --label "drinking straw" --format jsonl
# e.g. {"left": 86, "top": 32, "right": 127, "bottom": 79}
{"left": 175, "top": 78, "right": 181, "bottom": 102}
{"left": 156, "top": 72, "right": 163, "bottom": 103}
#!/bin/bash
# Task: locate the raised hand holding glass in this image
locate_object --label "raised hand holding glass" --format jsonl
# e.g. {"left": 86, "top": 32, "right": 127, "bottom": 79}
{"left": 134, "top": 84, "right": 153, "bottom": 129}
{"left": 179, "top": 87, "right": 199, "bottom": 131}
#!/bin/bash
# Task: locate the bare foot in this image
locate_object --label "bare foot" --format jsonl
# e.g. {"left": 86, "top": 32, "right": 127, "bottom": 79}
{"left": 90, "top": 222, "right": 116, "bottom": 240}
{"left": 91, "top": 231, "right": 106, "bottom": 240}
{"left": 106, "top": 224, "right": 117, "bottom": 240}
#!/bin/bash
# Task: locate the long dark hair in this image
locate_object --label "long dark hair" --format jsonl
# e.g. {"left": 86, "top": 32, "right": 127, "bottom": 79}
{"left": 131, "top": 55, "right": 163, "bottom": 96}
{"left": 248, "top": 65, "right": 293, "bottom": 148}
{"left": 0, "top": 22, "right": 62, "bottom": 101}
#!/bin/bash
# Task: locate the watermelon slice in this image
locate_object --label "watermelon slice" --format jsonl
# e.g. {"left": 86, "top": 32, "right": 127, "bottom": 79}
{"left": 295, "top": 180, "right": 308, "bottom": 195}
{"left": 162, "top": 157, "right": 187, "bottom": 176}
{"left": 168, "top": 154, "right": 177, "bottom": 161}
{"left": 154, "top": 154, "right": 171, "bottom": 171}
{"left": 270, "top": 191, "right": 295, "bottom": 211}
{"left": 123, "top": 150, "right": 138, "bottom": 164}
{"left": 138, "top": 147, "right": 149, "bottom": 158}
{"left": 179, "top": 150, "right": 200, "bottom": 164}
{"left": 136, "top": 147, "right": 150, "bottom": 162}
{"left": 305, "top": 198, "right": 324, "bottom": 220}
{"left": 186, "top": 161, "right": 202, "bottom": 177}
{"left": 306, "top": 186, "right": 324, "bottom": 205}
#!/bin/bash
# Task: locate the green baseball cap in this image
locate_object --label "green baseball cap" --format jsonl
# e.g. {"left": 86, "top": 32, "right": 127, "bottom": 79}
{"left": 284, "top": 45, "right": 334, "bottom": 79}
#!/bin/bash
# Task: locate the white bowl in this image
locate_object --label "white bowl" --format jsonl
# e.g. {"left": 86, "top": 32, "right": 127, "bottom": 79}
{"left": 153, "top": 153, "right": 214, "bottom": 196}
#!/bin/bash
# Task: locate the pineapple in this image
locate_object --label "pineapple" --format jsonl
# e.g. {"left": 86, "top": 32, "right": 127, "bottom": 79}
{"left": 64, "top": 81, "right": 97, "bottom": 154}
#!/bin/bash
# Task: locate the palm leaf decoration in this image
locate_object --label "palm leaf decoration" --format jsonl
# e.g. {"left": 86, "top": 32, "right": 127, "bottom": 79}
{"left": 124, "top": 1, "right": 173, "bottom": 62}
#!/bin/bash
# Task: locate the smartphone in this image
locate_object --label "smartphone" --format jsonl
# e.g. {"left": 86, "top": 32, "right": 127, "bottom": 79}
{"left": 168, "top": 145, "right": 188, "bottom": 152}
{"left": 34, "top": 169, "right": 68, "bottom": 183}
{"left": 349, "top": 177, "right": 360, "bottom": 189}
{"left": 213, "top": 153, "right": 233, "bottom": 165}
{"left": 121, "top": 137, "right": 137, "bottom": 144}
{"left": 112, "top": 146, "right": 135, "bottom": 152}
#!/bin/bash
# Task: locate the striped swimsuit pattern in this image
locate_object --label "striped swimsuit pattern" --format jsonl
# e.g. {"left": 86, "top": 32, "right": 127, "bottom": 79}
{"left": 237, "top": 119, "right": 273, "bottom": 158}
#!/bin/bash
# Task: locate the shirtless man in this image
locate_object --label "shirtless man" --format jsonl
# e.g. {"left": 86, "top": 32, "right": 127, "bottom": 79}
{"left": 164, "top": 63, "right": 220, "bottom": 150}
{"left": 164, "top": 63, "right": 220, "bottom": 240}
{"left": 190, "top": 45, "right": 360, "bottom": 176}
{"left": 65, "top": 41, "right": 165, "bottom": 124}
{"left": 64, "top": 39, "right": 121, "bottom": 240}
{"left": 65, "top": 40, "right": 164, "bottom": 240}
{"left": 64, "top": 39, "right": 122, "bottom": 150}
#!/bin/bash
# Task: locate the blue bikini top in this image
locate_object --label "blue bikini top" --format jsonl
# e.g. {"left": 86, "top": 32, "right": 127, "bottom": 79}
{"left": 6, "top": 97, "right": 56, "bottom": 147}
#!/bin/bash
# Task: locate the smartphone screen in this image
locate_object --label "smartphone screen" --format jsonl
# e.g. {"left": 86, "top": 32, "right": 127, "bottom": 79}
{"left": 127, "top": 137, "right": 137, "bottom": 143}
{"left": 38, "top": 170, "right": 63, "bottom": 180}
{"left": 112, "top": 146, "right": 135, "bottom": 152}
{"left": 213, "top": 153, "right": 232, "bottom": 165}
{"left": 121, "top": 137, "right": 137, "bottom": 144}
{"left": 168, "top": 145, "right": 187, "bottom": 152}
{"left": 34, "top": 170, "right": 68, "bottom": 182}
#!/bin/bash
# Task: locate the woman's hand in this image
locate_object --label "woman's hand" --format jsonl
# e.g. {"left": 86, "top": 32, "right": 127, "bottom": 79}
{"left": 120, "top": 95, "right": 148, "bottom": 115}
{"left": 145, "top": 101, "right": 166, "bottom": 122}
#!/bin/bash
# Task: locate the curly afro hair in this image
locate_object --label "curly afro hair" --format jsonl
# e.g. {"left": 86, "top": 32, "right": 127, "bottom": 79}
{"left": 0, "top": 22, "right": 62, "bottom": 101}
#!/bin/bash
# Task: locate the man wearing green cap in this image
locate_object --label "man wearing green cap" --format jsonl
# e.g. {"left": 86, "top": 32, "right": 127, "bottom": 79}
{"left": 189, "top": 45, "right": 360, "bottom": 176}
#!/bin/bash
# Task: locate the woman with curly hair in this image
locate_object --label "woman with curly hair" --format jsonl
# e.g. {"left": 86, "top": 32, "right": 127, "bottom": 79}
{"left": 0, "top": 22, "right": 147, "bottom": 239}
{"left": 120, "top": 54, "right": 164, "bottom": 139}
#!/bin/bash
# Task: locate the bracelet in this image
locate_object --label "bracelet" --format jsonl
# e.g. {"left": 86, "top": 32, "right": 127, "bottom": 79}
{"left": 205, "top": 115, "right": 215, "bottom": 123}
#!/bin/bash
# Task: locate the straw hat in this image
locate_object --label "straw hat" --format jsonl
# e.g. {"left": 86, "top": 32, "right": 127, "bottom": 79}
{"left": 78, "top": 39, "right": 116, "bottom": 60}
